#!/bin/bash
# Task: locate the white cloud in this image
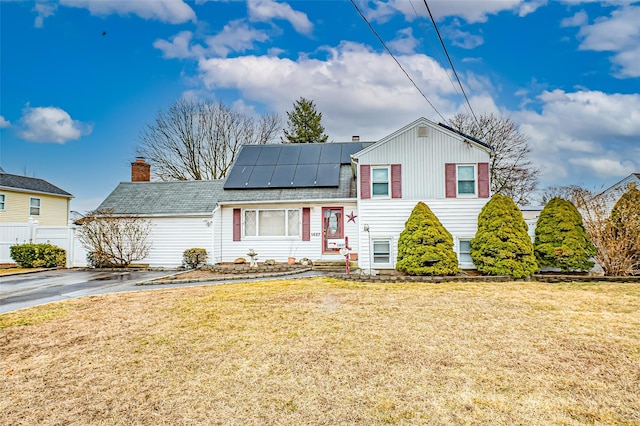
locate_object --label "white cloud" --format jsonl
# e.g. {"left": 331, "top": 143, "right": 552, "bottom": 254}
{"left": 365, "top": 0, "right": 524, "bottom": 24}
{"left": 443, "top": 21, "right": 484, "bottom": 49}
{"left": 155, "top": 21, "right": 270, "bottom": 59}
{"left": 60, "top": 0, "right": 196, "bottom": 24}
{"left": 197, "top": 41, "right": 462, "bottom": 140}
{"left": 154, "top": 31, "right": 202, "bottom": 59}
{"left": 561, "top": 10, "right": 588, "bottom": 27}
{"left": 33, "top": 2, "right": 57, "bottom": 28}
{"left": 248, "top": 0, "right": 313, "bottom": 35}
{"left": 388, "top": 28, "right": 419, "bottom": 54}
{"left": 0, "top": 116, "right": 10, "bottom": 128}
{"left": 205, "top": 19, "right": 270, "bottom": 57}
{"left": 18, "top": 106, "right": 93, "bottom": 144}
{"left": 514, "top": 89, "right": 640, "bottom": 186}
{"left": 575, "top": 5, "right": 640, "bottom": 77}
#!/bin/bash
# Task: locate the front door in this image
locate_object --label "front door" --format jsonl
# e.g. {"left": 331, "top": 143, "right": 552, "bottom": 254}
{"left": 322, "top": 207, "right": 344, "bottom": 253}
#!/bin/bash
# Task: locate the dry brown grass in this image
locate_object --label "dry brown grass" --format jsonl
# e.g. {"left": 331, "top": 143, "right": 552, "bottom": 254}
{"left": 1, "top": 278, "right": 639, "bottom": 425}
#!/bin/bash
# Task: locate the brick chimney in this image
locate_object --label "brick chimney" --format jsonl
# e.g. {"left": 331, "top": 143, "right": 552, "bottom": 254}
{"left": 131, "top": 157, "right": 150, "bottom": 182}
{"left": 352, "top": 136, "right": 360, "bottom": 142}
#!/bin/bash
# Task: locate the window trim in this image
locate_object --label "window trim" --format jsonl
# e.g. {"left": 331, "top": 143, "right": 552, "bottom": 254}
{"left": 29, "top": 197, "right": 41, "bottom": 216}
{"left": 243, "top": 208, "right": 301, "bottom": 239}
{"left": 371, "top": 166, "right": 390, "bottom": 198}
{"left": 457, "top": 237, "right": 473, "bottom": 266}
{"left": 456, "top": 164, "right": 477, "bottom": 197}
{"left": 0, "top": 193, "right": 5, "bottom": 211}
{"left": 371, "top": 237, "right": 393, "bottom": 267}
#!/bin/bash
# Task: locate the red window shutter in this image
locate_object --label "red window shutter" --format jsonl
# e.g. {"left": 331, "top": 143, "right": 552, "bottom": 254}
{"left": 445, "top": 163, "right": 457, "bottom": 198}
{"left": 391, "top": 164, "right": 402, "bottom": 198}
{"left": 360, "top": 164, "right": 371, "bottom": 199}
{"left": 233, "top": 209, "right": 241, "bottom": 241}
{"left": 478, "top": 162, "right": 490, "bottom": 198}
{"left": 302, "top": 207, "right": 311, "bottom": 241}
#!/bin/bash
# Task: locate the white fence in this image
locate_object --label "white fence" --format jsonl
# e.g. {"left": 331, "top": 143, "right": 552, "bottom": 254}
{"left": 0, "top": 221, "right": 87, "bottom": 267}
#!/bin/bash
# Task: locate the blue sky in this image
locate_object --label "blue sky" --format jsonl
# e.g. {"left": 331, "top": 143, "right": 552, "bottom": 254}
{"left": 1, "top": 0, "right": 639, "bottom": 212}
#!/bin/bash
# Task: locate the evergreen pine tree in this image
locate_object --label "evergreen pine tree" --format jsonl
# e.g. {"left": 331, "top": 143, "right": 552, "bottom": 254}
{"left": 282, "top": 97, "right": 329, "bottom": 143}
{"left": 470, "top": 194, "right": 538, "bottom": 278}
{"left": 396, "top": 202, "right": 460, "bottom": 276}
{"left": 534, "top": 197, "right": 596, "bottom": 272}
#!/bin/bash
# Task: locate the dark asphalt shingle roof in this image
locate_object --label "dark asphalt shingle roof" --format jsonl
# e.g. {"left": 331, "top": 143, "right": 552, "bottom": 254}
{"left": 0, "top": 171, "right": 73, "bottom": 197}
{"left": 97, "top": 180, "right": 225, "bottom": 215}
{"left": 97, "top": 165, "right": 357, "bottom": 215}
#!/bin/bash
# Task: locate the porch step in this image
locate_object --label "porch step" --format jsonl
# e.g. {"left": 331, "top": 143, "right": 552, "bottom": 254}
{"left": 312, "top": 260, "right": 358, "bottom": 273}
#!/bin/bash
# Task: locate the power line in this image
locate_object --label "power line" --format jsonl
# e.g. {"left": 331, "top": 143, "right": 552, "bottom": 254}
{"left": 407, "top": 0, "right": 474, "bottom": 119}
{"left": 422, "top": 0, "right": 481, "bottom": 128}
{"left": 349, "top": 0, "right": 446, "bottom": 122}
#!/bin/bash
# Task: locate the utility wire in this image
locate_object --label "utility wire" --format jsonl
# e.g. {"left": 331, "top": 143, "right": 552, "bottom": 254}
{"left": 349, "top": 0, "right": 446, "bottom": 122}
{"left": 422, "top": 0, "right": 481, "bottom": 129}
{"left": 407, "top": 0, "right": 474, "bottom": 119}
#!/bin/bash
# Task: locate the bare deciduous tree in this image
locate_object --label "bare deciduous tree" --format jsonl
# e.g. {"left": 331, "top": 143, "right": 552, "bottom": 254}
{"left": 137, "top": 99, "right": 281, "bottom": 181}
{"left": 77, "top": 209, "right": 151, "bottom": 268}
{"left": 447, "top": 113, "right": 539, "bottom": 205}
{"left": 569, "top": 186, "right": 640, "bottom": 276}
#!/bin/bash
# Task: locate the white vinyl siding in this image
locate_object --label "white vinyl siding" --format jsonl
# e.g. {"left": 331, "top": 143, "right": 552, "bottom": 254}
{"left": 354, "top": 120, "right": 490, "bottom": 199}
{"left": 357, "top": 198, "right": 487, "bottom": 271}
{"left": 216, "top": 202, "right": 359, "bottom": 264}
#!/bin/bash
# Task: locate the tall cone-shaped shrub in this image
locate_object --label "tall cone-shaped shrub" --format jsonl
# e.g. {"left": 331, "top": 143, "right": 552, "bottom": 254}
{"left": 471, "top": 194, "right": 538, "bottom": 278}
{"left": 396, "top": 202, "right": 460, "bottom": 276}
{"left": 534, "top": 197, "right": 595, "bottom": 271}
{"left": 606, "top": 185, "right": 640, "bottom": 275}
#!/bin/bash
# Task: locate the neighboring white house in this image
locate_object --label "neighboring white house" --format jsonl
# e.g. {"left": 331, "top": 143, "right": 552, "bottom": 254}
{"left": 600, "top": 173, "right": 640, "bottom": 212}
{"left": 96, "top": 117, "right": 494, "bottom": 269}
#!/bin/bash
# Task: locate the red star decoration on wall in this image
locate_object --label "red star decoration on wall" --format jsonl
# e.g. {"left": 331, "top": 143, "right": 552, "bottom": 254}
{"left": 347, "top": 211, "right": 358, "bottom": 223}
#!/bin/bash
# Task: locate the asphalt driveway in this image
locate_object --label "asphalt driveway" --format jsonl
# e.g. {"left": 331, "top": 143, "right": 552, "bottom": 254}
{"left": 0, "top": 269, "right": 172, "bottom": 314}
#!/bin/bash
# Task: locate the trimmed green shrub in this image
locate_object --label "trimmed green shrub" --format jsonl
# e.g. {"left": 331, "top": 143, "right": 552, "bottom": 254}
{"left": 183, "top": 248, "right": 208, "bottom": 269}
{"left": 534, "top": 197, "right": 596, "bottom": 271}
{"left": 471, "top": 194, "right": 538, "bottom": 278}
{"left": 396, "top": 201, "right": 460, "bottom": 276}
{"left": 10, "top": 243, "right": 66, "bottom": 268}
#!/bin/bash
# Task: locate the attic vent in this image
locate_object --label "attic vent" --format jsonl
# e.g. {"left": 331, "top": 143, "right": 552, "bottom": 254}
{"left": 417, "top": 126, "right": 429, "bottom": 137}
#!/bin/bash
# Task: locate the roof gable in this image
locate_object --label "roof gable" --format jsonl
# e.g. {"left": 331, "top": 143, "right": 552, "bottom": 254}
{"left": 352, "top": 117, "right": 492, "bottom": 160}
{"left": 0, "top": 172, "right": 73, "bottom": 198}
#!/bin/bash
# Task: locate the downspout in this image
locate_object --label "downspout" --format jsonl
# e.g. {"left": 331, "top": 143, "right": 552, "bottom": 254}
{"left": 211, "top": 203, "right": 221, "bottom": 265}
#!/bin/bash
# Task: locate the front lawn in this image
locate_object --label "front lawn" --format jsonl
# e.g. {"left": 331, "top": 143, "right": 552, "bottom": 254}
{"left": 1, "top": 278, "right": 639, "bottom": 425}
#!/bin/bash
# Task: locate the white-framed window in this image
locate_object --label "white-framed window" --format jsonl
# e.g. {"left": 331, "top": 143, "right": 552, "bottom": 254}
{"left": 244, "top": 208, "right": 300, "bottom": 237}
{"left": 457, "top": 165, "right": 476, "bottom": 196}
{"left": 372, "top": 239, "right": 391, "bottom": 265}
{"left": 371, "top": 166, "right": 390, "bottom": 197}
{"left": 29, "top": 197, "right": 41, "bottom": 216}
{"left": 458, "top": 239, "right": 472, "bottom": 264}
{"left": 0, "top": 194, "right": 5, "bottom": 211}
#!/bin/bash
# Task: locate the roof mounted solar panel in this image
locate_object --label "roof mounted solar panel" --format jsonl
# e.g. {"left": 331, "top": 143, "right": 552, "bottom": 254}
{"left": 319, "top": 143, "right": 342, "bottom": 164}
{"left": 277, "top": 145, "right": 302, "bottom": 165}
{"left": 297, "top": 144, "right": 322, "bottom": 164}
{"left": 256, "top": 146, "right": 281, "bottom": 165}
{"left": 234, "top": 145, "right": 262, "bottom": 166}
{"left": 315, "top": 163, "right": 341, "bottom": 186}
{"left": 292, "top": 164, "right": 318, "bottom": 186}
{"left": 341, "top": 143, "right": 364, "bottom": 163}
{"left": 247, "top": 165, "right": 275, "bottom": 188}
{"left": 224, "top": 165, "right": 253, "bottom": 189}
{"left": 269, "top": 164, "right": 296, "bottom": 188}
